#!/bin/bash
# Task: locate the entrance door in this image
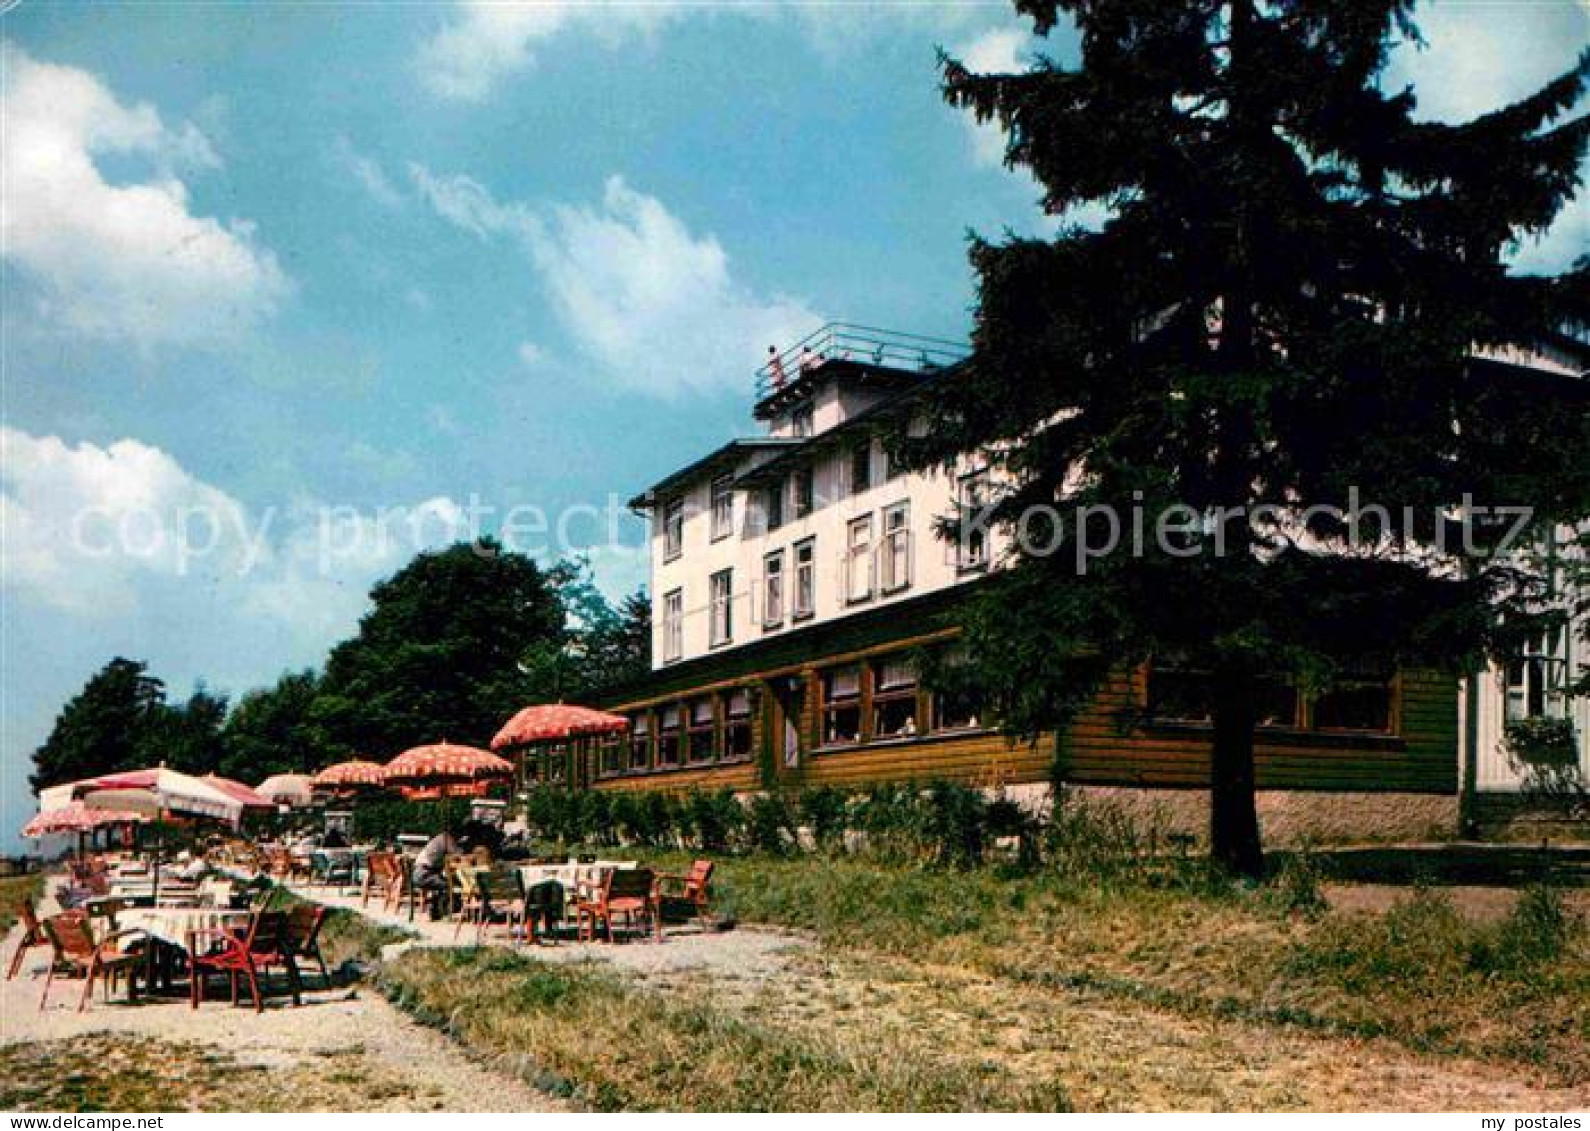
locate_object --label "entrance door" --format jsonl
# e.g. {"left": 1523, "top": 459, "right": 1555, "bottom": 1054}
{"left": 768, "top": 676, "right": 806, "bottom": 771}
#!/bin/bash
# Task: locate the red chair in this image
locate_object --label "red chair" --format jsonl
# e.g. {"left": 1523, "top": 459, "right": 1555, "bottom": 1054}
{"left": 8, "top": 900, "right": 53, "bottom": 981}
{"left": 38, "top": 914, "right": 147, "bottom": 1012}
{"left": 575, "top": 868, "right": 658, "bottom": 943}
{"left": 188, "top": 910, "right": 302, "bottom": 1012}
{"left": 283, "top": 903, "right": 330, "bottom": 986}
{"left": 655, "top": 859, "right": 716, "bottom": 931}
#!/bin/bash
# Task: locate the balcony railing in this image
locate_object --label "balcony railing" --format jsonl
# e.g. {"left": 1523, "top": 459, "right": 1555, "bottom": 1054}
{"left": 754, "top": 322, "right": 969, "bottom": 401}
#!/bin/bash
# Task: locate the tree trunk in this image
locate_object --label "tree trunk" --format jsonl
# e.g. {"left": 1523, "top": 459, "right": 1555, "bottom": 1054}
{"left": 1210, "top": 667, "right": 1265, "bottom": 878}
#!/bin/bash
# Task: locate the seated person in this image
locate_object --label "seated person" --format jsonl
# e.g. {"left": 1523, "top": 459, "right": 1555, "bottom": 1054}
{"left": 412, "top": 829, "right": 462, "bottom": 920}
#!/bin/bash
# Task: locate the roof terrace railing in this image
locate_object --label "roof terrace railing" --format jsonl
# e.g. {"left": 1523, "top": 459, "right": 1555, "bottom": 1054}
{"left": 754, "top": 322, "right": 970, "bottom": 400}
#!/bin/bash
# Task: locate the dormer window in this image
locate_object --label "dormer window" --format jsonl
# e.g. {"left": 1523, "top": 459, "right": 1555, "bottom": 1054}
{"left": 791, "top": 404, "right": 814, "bottom": 438}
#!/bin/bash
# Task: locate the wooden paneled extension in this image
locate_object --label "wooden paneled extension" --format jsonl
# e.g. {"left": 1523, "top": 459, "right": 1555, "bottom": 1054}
{"left": 593, "top": 588, "right": 1459, "bottom": 797}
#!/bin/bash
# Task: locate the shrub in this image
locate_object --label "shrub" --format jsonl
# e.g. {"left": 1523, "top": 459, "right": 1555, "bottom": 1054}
{"left": 918, "top": 782, "right": 989, "bottom": 867}
{"left": 747, "top": 794, "right": 797, "bottom": 855}
{"left": 686, "top": 790, "right": 744, "bottom": 851}
{"left": 1474, "top": 883, "right": 1583, "bottom": 974}
{"left": 798, "top": 787, "right": 849, "bottom": 851}
{"left": 350, "top": 797, "right": 472, "bottom": 846}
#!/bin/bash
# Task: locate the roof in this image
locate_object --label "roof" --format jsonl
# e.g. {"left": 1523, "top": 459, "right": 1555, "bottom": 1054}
{"left": 735, "top": 362, "right": 965, "bottom": 488}
{"left": 627, "top": 439, "right": 801, "bottom": 511}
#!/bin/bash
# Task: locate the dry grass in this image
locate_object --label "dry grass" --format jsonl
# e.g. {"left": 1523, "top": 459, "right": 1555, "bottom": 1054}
{"left": 0, "top": 1034, "right": 448, "bottom": 1112}
{"left": 380, "top": 947, "right": 1072, "bottom": 1111}
{"left": 668, "top": 854, "right": 1590, "bottom": 1086}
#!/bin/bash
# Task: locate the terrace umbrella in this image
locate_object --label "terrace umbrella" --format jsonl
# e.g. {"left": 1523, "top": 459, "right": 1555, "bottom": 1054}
{"left": 22, "top": 801, "right": 145, "bottom": 837}
{"left": 256, "top": 773, "right": 315, "bottom": 808}
{"left": 22, "top": 801, "right": 145, "bottom": 858}
{"left": 491, "top": 703, "right": 629, "bottom": 792}
{"left": 202, "top": 775, "right": 276, "bottom": 812}
{"left": 73, "top": 767, "right": 250, "bottom": 900}
{"left": 73, "top": 767, "right": 249, "bottom": 826}
{"left": 312, "top": 760, "right": 388, "bottom": 793}
{"left": 381, "top": 742, "right": 512, "bottom": 799}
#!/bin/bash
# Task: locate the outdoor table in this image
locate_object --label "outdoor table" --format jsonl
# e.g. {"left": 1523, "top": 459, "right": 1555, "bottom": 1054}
{"left": 116, "top": 906, "right": 251, "bottom": 994}
{"left": 119, "top": 906, "right": 250, "bottom": 950}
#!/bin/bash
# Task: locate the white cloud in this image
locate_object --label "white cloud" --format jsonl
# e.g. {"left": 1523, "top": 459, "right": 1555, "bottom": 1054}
{"left": 413, "top": 167, "right": 820, "bottom": 395}
{"left": 515, "top": 341, "right": 545, "bottom": 368}
{"left": 417, "top": 0, "right": 994, "bottom": 102}
{"left": 332, "top": 135, "right": 404, "bottom": 208}
{"left": 1, "top": 44, "right": 288, "bottom": 348}
{"left": 955, "top": 28, "right": 1030, "bottom": 169}
{"left": 0, "top": 426, "right": 466, "bottom": 644}
{"left": 418, "top": 0, "right": 687, "bottom": 102}
{"left": 1385, "top": 2, "right": 1587, "bottom": 274}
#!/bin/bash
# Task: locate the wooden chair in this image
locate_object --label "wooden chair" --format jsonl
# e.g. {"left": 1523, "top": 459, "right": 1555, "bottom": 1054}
{"left": 451, "top": 866, "right": 482, "bottom": 941}
{"left": 656, "top": 859, "right": 715, "bottom": 931}
{"left": 189, "top": 910, "right": 301, "bottom": 1012}
{"left": 39, "top": 914, "right": 147, "bottom": 1012}
{"left": 283, "top": 903, "right": 330, "bottom": 986}
{"left": 576, "top": 868, "right": 658, "bottom": 944}
{"left": 8, "top": 900, "right": 56, "bottom": 980}
{"left": 473, "top": 867, "right": 528, "bottom": 947}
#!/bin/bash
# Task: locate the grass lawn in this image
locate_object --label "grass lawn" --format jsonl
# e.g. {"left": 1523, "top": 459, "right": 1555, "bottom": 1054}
{"left": 0, "top": 1035, "right": 443, "bottom": 1112}
{"left": 379, "top": 852, "right": 1588, "bottom": 1110}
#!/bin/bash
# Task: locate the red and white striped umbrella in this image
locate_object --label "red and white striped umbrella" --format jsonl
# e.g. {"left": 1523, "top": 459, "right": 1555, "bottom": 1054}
{"left": 312, "top": 760, "right": 388, "bottom": 789}
{"left": 72, "top": 767, "right": 247, "bottom": 825}
{"left": 202, "top": 775, "right": 276, "bottom": 811}
{"left": 491, "top": 703, "right": 629, "bottom": 749}
{"left": 382, "top": 742, "right": 512, "bottom": 786}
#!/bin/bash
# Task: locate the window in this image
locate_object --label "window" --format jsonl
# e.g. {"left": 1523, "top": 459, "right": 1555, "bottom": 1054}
{"left": 871, "top": 657, "right": 919, "bottom": 739}
{"left": 763, "top": 550, "right": 785, "bottom": 628}
{"left": 598, "top": 733, "right": 624, "bottom": 777}
{"left": 709, "top": 569, "right": 733, "bottom": 646}
{"left": 710, "top": 476, "right": 733, "bottom": 541}
{"left": 880, "top": 503, "right": 911, "bottom": 593}
{"left": 821, "top": 665, "right": 863, "bottom": 745}
{"left": 687, "top": 698, "right": 717, "bottom": 763}
{"left": 850, "top": 443, "right": 873, "bottom": 495}
{"left": 1147, "top": 665, "right": 1300, "bottom": 728}
{"left": 845, "top": 516, "right": 873, "bottom": 603}
{"left": 765, "top": 483, "right": 784, "bottom": 532}
{"left": 663, "top": 498, "right": 684, "bottom": 560}
{"left": 1505, "top": 628, "right": 1569, "bottom": 720}
{"left": 628, "top": 713, "right": 652, "bottom": 771}
{"left": 793, "top": 538, "right": 816, "bottom": 619}
{"left": 956, "top": 471, "right": 991, "bottom": 571}
{"left": 662, "top": 589, "right": 683, "bottom": 663}
{"left": 1312, "top": 676, "right": 1392, "bottom": 732}
{"left": 931, "top": 648, "right": 985, "bottom": 732}
{"left": 792, "top": 404, "right": 814, "bottom": 438}
{"left": 658, "top": 705, "right": 683, "bottom": 766}
{"left": 722, "top": 689, "right": 754, "bottom": 761}
{"left": 792, "top": 465, "right": 815, "bottom": 519}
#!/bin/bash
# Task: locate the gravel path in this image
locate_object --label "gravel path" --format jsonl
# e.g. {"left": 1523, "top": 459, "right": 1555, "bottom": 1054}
{"left": 0, "top": 914, "right": 563, "bottom": 1111}
{"left": 295, "top": 880, "right": 810, "bottom": 980}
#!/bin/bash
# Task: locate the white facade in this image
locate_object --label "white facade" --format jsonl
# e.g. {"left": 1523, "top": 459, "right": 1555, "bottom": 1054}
{"left": 640, "top": 363, "right": 993, "bottom": 668}
{"left": 1461, "top": 538, "right": 1590, "bottom": 794}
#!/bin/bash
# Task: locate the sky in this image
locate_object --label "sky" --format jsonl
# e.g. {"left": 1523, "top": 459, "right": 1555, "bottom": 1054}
{"left": 2, "top": 0, "right": 1586, "bottom": 852}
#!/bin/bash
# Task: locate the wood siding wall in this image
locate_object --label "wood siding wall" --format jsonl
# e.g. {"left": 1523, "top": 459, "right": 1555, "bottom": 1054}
{"left": 593, "top": 585, "right": 1457, "bottom": 796}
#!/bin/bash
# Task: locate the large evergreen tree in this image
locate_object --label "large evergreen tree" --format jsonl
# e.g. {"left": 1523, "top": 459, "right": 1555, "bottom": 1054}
{"left": 30, "top": 658, "right": 167, "bottom": 791}
{"left": 309, "top": 539, "right": 565, "bottom": 756}
{"left": 918, "top": 1, "right": 1590, "bottom": 873}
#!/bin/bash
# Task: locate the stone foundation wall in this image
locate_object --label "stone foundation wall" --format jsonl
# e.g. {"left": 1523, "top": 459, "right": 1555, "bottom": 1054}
{"left": 997, "top": 782, "right": 1460, "bottom": 847}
